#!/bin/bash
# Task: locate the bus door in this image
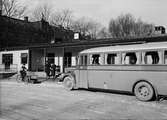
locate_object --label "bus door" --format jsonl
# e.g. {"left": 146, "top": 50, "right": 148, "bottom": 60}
{"left": 79, "top": 55, "right": 88, "bottom": 88}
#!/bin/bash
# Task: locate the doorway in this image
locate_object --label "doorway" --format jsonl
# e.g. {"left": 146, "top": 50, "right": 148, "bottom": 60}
{"left": 2, "top": 54, "right": 13, "bottom": 70}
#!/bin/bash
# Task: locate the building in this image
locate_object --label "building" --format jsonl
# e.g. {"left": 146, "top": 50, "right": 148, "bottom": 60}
{"left": 155, "top": 26, "right": 166, "bottom": 35}
{"left": 1, "top": 15, "right": 167, "bottom": 77}
{"left": 0, "top": 15, "right": 74, "bottom": 76}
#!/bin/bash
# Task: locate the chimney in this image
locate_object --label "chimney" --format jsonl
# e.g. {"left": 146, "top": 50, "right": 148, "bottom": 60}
{"left": 24, "top": 16, "right": 28, "bottom": 22}
{"left": 0, "top": 0, "right": 2, "bottom": 15}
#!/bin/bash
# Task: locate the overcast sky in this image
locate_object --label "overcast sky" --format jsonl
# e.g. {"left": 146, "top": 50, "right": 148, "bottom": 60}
{"left": 20, "top": 0, "right": 167, "bottom": 28}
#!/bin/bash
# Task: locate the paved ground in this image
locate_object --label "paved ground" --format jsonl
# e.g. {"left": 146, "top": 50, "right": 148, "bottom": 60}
{"left": 0, "top": 79, "right": 167, "bottom": 120}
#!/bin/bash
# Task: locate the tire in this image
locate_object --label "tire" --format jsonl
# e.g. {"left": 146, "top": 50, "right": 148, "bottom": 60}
{"left": 22, "top": 76, "right": 30, "bottom": 84}
{"left": 16, "top": 74, "right": 22, "bottom": 83}
{"left": 23, "top": 76, "right": 28, "bottom": 84}
{"left": 63, "top": 76, "right": 74, "bottom": 90}
{"left": 134, "top": 81, "right": 154, "bottom": 101}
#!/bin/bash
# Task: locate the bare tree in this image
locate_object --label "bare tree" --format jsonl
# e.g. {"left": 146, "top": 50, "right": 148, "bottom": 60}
{"left": 97, "top": 27, "right": 111, "bottom": 39}
{"left": 30, "top": 3, "right": 53, "bottom": 22}
{"left": 71, "top": 17, "right": 102, "bottom": 39}
{"left": 134, "top": 19, "right": 154, "bottom": 36}
{"left": 109, "top": 14, "right": 154, "bottom": 38}
{"left": 50, "top": 9, "right": 73, "bottom": 28}
{"left": 2, "top": 0, "right": 27, "bottom": 18}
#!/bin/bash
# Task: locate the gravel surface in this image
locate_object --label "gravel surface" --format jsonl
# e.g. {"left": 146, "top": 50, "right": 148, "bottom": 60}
{"left": 0, "top": 79, "right": 167, "bottom": 120}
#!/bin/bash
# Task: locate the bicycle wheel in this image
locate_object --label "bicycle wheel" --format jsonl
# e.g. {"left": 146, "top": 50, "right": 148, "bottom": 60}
{"left": 16, "top": 74, "right": 22, "bottom": 83}
{"left": 23, "top": 76, "right": 28, "bottom": 84}
{"left": 24, "top": 76, "right": 31, "bottom": 84}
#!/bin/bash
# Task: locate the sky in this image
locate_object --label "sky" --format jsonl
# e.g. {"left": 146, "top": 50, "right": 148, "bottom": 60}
{"left": 20, "top": 0, "right": 167, "bottom": 29}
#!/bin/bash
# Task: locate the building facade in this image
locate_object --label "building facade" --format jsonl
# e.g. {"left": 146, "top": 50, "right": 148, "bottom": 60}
{"left": 0, "top": 50, "right": 28, "bottom": 72}
{"left": 1, "top": 15, "right": 167, "bottom": 77}
{"left": 0, "top": 15, "right": 75, "bottom": 75}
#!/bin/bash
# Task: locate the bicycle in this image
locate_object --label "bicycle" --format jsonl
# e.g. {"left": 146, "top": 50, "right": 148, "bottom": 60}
{"left": 16, "top": 73, "right": 31, "bottom": 84}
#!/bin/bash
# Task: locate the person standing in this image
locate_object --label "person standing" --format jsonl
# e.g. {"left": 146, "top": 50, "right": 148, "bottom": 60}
{"left": 20, "top": 63, "right": 27, "bottom": 81}
{"left": 50, "top": 63, "right": 56, "bottom": 78}
{"left": 45, "top": 61, "right": 51, "bottom": 79}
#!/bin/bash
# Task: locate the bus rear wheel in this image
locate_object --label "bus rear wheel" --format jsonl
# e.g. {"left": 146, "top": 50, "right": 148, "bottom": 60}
{"left": 134, "top": 81, "right": 154, "bottom": 101}
{"left": 63, "top": 76, "right": 74, "bottom": 90}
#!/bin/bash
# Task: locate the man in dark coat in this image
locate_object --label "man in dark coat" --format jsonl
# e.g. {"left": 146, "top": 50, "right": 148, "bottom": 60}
{"left": 45, "top": 61, "right": 51, "bottom": 78}
{"left": 20, "top": 63, "right": 27, "bottom": 81}
{"left": 50, "top": 63, "right": 56, "bottom": 78}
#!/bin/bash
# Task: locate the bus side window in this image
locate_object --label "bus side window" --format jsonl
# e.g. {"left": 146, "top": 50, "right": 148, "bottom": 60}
{"left": 76, "top": 56, "right": 79, "bottom": 65}
{"left": 80, "top": 55, "right": 87, "bottom": 66}
{"left": 124, "top": 52, "right": 137, "bottom": 65}
{"left": 92, "top": 54, "right": 99, "bottom": 65}
{"left": 164, "top": 51, "right": 167, "bottom": 64}
{"left": 90, "top": 54, "right": 101, "bottom": 65}
{"left": 144, "top": 51, "right": 160, "bottom": 64}
{"left": 80, "top": 55, "right": 84, "bottom": 65}
{"left": 105, "top": 53, "right": 119, "bottom": 65}
{"left": 84, "top": 55, "right": 88, "bottom": 65}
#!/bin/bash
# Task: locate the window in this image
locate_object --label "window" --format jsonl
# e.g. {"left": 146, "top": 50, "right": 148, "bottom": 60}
{"left": 2, "top": 54, "right": 13, "bottom": 64}
{"left": 164, "top": 51, "right": 167, "bottom": 64}
{"left": 64, "top": 52, "right": 72, "bottom": 67}
{"left": 80, "top": 55, "right": 84, "bottom": 65}
{"left": 84, "top": 55, "right": 87, "bottom": 65}
{"left": 123, "top": 52, "right": 137, "bottom": 65}
{"left": 144, "top": 51, "right": 159, "bottom": 64}
{"left": 90, "top": 54, "right": 103, "bottom": 65}
{"left": 21, "top": 53, "right": 28, "bottom": 64}
{"left": 80, "top": 55, "right": 87, "bottom": 66}
{"left": 105, "top": 53, "right": 120, "bottom": 65}
{"left": 47, "top": 53, "right": 55, "bottom": 64}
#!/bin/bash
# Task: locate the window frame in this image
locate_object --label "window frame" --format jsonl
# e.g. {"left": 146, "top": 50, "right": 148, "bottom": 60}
{"left": 104, "top": 52, "right": 121, "bottom": 65}
{"left": 163, "top": 50, "right": 167, "bottom": 64}
{"left": 21, "top": 53, "right": 28, "bottom": 64}
{"left": 2, "top": 54, "right": 13, "bottom": 64}
{"left": 47, "top": 53, "right": 55, "bottom": 64}
{"left": 122, "top": 51, "right": 140, "bottom": 65}
{"left": 89, "top": 53, "right": 104, "bottom": 65}
{"left": 79, "top": 54, "right": 88, "bottom": 66}
{"left": 142, "top": 50, "right": 162, "bottom": 65}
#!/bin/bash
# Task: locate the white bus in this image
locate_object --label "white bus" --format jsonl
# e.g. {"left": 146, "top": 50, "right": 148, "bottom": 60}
{"left": 62, "top": 42, "right": 167, "bottom": 101}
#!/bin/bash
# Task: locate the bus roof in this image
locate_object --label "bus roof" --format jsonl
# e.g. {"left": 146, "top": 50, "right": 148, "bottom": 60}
{"left": 80, "top": 42, "right": 167, "bottom": 54}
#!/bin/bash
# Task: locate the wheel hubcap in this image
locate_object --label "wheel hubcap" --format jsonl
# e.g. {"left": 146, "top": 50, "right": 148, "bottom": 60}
{"left": 138, "top": 86, "right": 149, "bottom": 97}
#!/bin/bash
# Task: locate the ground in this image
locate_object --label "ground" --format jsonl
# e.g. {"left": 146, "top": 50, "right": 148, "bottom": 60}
{"left": 0, "top": 79, "right": 167, "bottom": 120}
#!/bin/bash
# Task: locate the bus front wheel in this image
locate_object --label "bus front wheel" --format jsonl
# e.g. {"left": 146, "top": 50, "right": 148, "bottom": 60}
{"left": 63, "top": 76, "right": 74, "bottom": 90}
{"left": 134, "top": 81, "right": 154, "bottom": 101}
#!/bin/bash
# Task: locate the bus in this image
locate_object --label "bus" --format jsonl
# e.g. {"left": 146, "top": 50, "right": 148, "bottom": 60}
{"left": 62, "top": 42, "right": 167, "bottom": 101}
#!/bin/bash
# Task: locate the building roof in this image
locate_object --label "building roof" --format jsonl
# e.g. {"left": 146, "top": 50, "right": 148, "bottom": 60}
{"left": 1, "top": 34, "right": 167, "bottom": 51}
{"left": 0, "top": 15, "right": 74, "bottom": 49}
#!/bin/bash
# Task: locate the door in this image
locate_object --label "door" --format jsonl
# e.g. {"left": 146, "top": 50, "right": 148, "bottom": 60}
{"left": 2, "top": 54, "right": 13, "bottom": 70}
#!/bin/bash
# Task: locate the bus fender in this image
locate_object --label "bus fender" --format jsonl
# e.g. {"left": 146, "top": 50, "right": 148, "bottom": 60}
{"left": 62, "top": 73, "right": 77, "bottom": 89}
